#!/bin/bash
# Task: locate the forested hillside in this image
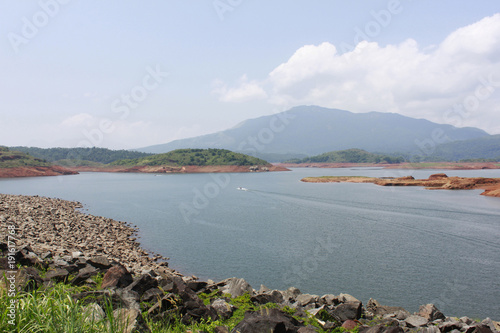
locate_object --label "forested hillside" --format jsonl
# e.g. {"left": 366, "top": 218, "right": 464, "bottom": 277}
{"left": 111, "top": 148, "right": 270, "bottom": 166}
{"left": 10, "top": 147, "right": 153, "bottom": 165}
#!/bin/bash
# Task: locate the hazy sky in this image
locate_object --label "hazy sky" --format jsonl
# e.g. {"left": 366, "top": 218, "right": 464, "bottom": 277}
{"left": 1, "top": 1, "right": 499, "bottom": 149}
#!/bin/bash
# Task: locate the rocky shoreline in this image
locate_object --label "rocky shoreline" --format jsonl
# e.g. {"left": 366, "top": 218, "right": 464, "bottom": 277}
{"left": 1, "top": 193, "right": 499, "bottom": 332}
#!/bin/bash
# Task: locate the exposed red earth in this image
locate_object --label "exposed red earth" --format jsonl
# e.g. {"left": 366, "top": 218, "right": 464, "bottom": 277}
{"left": 0, "top": 166, "right": 78, "bottom": 178}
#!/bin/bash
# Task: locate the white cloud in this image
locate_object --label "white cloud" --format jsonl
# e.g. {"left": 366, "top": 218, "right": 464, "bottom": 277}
{"left": 212, "top": 74, "right": 267, "bottom": 102}
{"left": 60, "top": 113, "right": 96, "bottom": 128}
{"left": 215, "top": 14, "right": 500, "bottom": 134}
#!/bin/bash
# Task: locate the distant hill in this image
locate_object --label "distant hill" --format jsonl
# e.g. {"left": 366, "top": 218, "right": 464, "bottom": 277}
{"left": 10, "top": 146, "right": 153, "bottom": 165}
{"left": 286, "top": 148, "right": 404, "bottom": 164}
{"left": 426, "top": 134, "right": 500, "bottom": 161}
{"left": 110, "top": 148, "right": 270, "bottom": 167}
{"left": 0, "top": 146, "right": 51, "bottom": 168}
{"left": 137, "top": 106, "right": 489, "bottom": 160}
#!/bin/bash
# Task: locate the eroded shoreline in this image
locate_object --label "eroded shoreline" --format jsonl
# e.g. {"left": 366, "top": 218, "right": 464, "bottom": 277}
{"left": 301, "top": 174, "right": 500, "bottom": 197}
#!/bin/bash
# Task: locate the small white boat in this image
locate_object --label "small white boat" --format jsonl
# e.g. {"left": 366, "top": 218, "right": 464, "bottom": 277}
{"left": 237, "top": 187, "right": 249, "bottom": 191}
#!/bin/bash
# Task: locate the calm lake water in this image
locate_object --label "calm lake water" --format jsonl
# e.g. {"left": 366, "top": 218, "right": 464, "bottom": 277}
{"left": 1, "top": 168, "right": 500, "bottom": 319}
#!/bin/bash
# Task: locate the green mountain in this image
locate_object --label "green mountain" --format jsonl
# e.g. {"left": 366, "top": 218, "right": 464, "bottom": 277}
{"left": 426, "top": 134, "right": 500, "bottom": 161}
{"left": 286, "top": 148, "right": 404, "bottom": 164}
{"left": 111, "top": 148, "right": 270, "bottom": 166}
{"left": 0, "top": 147, "right": 51, "bottom": 168}
{"left": 137, "top": 106, "right": 488, "bottom": 160}
{"left": 9, "top": 146, "right": 153, "bottom": 165}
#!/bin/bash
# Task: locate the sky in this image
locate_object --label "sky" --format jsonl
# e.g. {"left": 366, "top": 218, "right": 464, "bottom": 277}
{"left": 1, "top": 0, "right": 499, "bottom": 149}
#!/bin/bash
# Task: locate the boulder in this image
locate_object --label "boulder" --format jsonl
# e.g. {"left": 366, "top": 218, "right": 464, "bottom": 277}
{"left": 405, "top": 315, "right": 429, "bottom": 328}
{"left": 125, "top": 273, "right": 159, "bottom": 297}
{"left": 328, "top": 301, "right": 362, "bottom": 322}
{"left": 211, "top": 298, "right": 236, "bottom": 320}
{"left": 465, "top": 325, "right": 495, "bottom": 333}
{"left": 418, "top": 304, "right": 445, "bottom": 321}
{"left": 45, "top": 268, "right": 70, "bottom": 283}
{"left": 366, "top": 298, "right": 410, "bottom": 318}
{"left": 113, "top": 308, "right": 150, "bottom": 333}
{"left": 88, "top": 256, "right": 112, "bottom": 269}
{"left": 101, "top": 264, "right": 133, "bottom": 289}
{"left": 83, "top": 303, "right": 105, "bottom": 323}
{"left": 218, "top": 277, "right": 254, "bottom": 298}
{"left": 296, "top": 294, "right": 318, "bottom": 307}
{"left": 230, "top": 308, "right": 300, "bottom": 333}
{"left": 71, "top": 265, "right": 98, "bottom": 286}
{"left": 338, "top": 293, "right": 360, "bottom": 303}
{"left": 251, "top": 290, "right": 284, "bottom": 305}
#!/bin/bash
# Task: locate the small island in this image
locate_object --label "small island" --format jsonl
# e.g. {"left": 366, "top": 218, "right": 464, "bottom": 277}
{"left": 301, "top": 173, "right": 500, "bottom": 198}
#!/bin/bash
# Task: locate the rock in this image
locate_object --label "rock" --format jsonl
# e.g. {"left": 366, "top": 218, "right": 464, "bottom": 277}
{"left": 282, "top": 287, "right": 302, "bottom": 302}
{"left": 125, "top": 273, "right": 159, "bottom": 297}
{"left": 481, "top": 318, "right": 500, "bottom": 333}
{"left": 140, "top": 288, "right": 164, "bottom": 304}
{"left": 71, "top": 265, "right": 98, "bottom": 286}
{"left": 101, "top": 264, "right": 133, "bottom": 289}
{"left": 405, "top": 315, "right": 429, "bottom": 328}
{"left": 218, "top": 277, "right": 254, "bottom": 298}
{"left": 214, "top": 327, "right": 230, "bottom": 333}
{"left": 230, "top": 308, "right": 300, "bottom": 333}
{"left": 429, "top": 173, "right": 448, "bottom": 180}
{"left": 71, "top": 251, "right": 83, "bottom": 259}
{"left": 83, "top": 303, "right": 105, "bottom": 323}
{"left": 366, "top": 298, "right": 410, "bottom": 318}
{"left": 251, "top": 290, "right": 284, "bottom": 305}
{"left": 359, "top": 324, "right": 404, "bottom": 333}
{"left": 17, "top": 267, "right": 45, "bottom": 291}
{"left": 88, "top": 256, "right": 112, "bottom": 269}
{"left": 342, "top": 320, "right": 359, "bottom": 330}
{"left": 113, "top": 308, "right": 150, "bottom": 333}
{"left": 187, "top": 280, "right": 207, "bottom": 292}
{"left": 338, "top": 293, "right": 360, "bottom": 303}
{"left": 296, "top": 294, "right": 318, "bottom": 307}
{"left": 418, "top": 304, "right": 445, "bottom": 321}
{"left": 45, "top": 268, "right": 70, "bottom": 283}
{"left": 320, "top": 294, "right": 338, "bottom": 306}
{"left": 211, "top": 298, "right": 236, "bottom": 320}
{"left": 466, "top": 325, "right": 495, "bottom": 333}
{"left": 329, "top": 302, "right": 362, "bottom": 322}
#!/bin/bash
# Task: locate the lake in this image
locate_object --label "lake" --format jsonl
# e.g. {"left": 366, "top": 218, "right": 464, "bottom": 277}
{"left": 1, "top": 167, "right": 500, "bottom": 319}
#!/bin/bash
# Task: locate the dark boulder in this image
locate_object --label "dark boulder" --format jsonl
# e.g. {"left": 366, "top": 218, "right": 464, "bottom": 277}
{"left": 101, "top": 264, "right": 133, "bottom": 289}
{"left": 328, "top": 301, "right": 362, "bottom": 322}
{"left": 231, "top": 308, "right": 300, "bottom": 333}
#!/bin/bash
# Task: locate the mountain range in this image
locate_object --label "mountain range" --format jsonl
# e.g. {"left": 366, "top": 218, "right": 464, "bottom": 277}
{"left": 138, "top": 106, "right": 494, "bottom": 161}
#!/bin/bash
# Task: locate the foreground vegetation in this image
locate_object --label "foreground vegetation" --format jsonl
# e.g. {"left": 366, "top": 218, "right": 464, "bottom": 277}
{"left": 1, "top": 279, "right": 337, "bottom": 333}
